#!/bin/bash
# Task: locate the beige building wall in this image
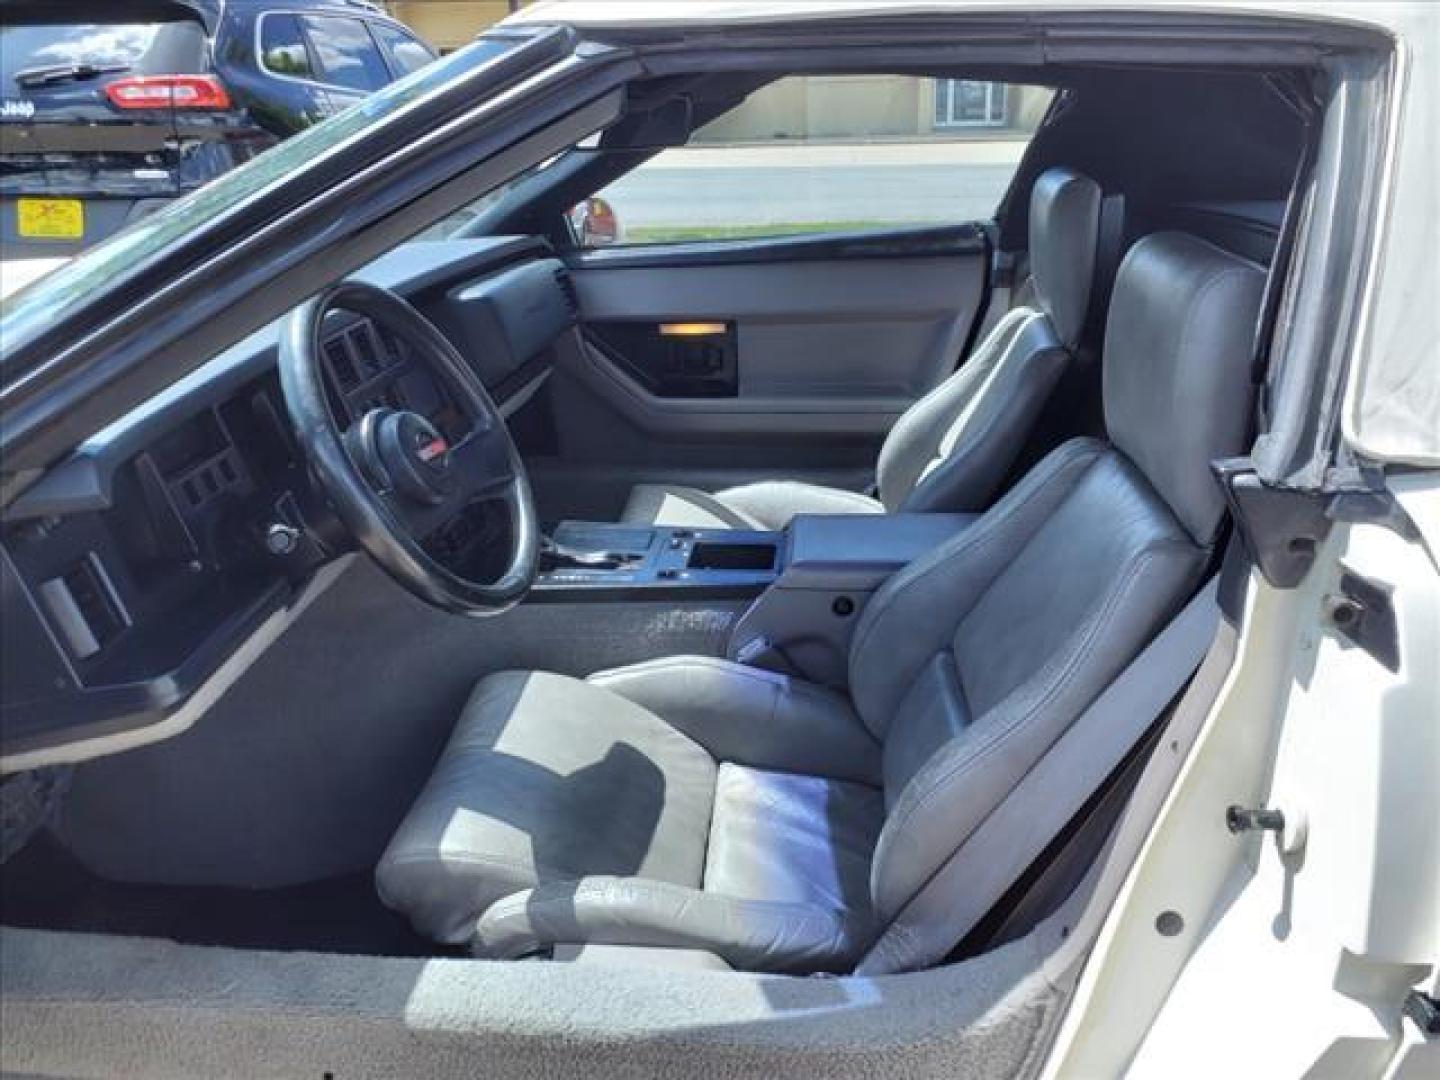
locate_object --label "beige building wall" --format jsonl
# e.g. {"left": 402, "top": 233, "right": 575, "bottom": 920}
{"left": 697, "top": 77, "right": 1053, "bottom": 144}
{"left": 387, "top": 1, "right": 519, "bottom": 52}
{"left": 380, "top": 9, "right": 1055, "bottom": 144}
{"left": 699, "top": 76, "right": 927, "bottom": 142}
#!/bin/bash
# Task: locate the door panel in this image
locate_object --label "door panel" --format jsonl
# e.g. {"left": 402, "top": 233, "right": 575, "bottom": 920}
{"left": 536, "top": 224, "right": 989, "bottom": 520}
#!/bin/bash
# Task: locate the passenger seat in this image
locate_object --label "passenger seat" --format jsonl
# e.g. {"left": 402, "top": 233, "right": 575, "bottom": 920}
{"left": 622, "top": 166, "right": 1105, "bottom": 531}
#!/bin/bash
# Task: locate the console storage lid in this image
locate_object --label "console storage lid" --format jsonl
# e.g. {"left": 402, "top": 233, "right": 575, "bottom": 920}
{"left": 779, "top": 513, "right": 979, "bottom": 592}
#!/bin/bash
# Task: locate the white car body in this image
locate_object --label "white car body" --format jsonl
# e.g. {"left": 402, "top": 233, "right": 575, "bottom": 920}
{"left": 514, "top": 5, "right": 1440, "bottom": 1077}
{"left": 0, "top": 3, "right": 1433, "bottom": 1077}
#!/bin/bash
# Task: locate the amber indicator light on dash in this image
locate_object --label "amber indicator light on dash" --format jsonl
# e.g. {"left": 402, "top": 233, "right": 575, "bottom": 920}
{"left": 658, "top": 322, "right": 727, "bottom": 337}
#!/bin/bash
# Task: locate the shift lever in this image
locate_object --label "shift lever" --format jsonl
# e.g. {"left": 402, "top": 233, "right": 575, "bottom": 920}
{"left": 540, "top": 535, "right": 625, "bottom": 571}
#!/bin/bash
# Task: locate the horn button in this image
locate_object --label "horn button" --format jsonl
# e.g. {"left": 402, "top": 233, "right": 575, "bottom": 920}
{"left": 359, "top": 409, "right": 457, "bottom": 506}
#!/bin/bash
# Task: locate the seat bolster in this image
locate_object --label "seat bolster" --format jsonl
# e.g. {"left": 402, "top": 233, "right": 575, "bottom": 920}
{"left": 900, "top": 330, "right": 1071, "bottom": 515}
{"left": 713, "top": 481, "right": 883, "bottom": 530}
{"left": 474, "top": 876, "right": 869, "bottom": 973}
{"left": 875, "top": 308, "right": 1034, "bottom": 510}
{"left": 621, "top": 485, "right": 763, "bottom": 529}
{"left": 869, "top": 532, "right": 1203, "bottom": 922}
{"left": 590, "top": 657, "right": 882, "bottom": 786}
{"left": 849, "top": 438, "right": 1108, "bottom": 734}
{"left": 1029, "top": 167, "right": 1103, "bottom": 347}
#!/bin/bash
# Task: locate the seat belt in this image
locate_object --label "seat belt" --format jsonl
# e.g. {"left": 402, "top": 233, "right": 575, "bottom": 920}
{"left": 1081, "top": 192, "right": 1127, "bottom": 344}
{"left": 858, "top": 578, "right": 1222, "bottom": 976}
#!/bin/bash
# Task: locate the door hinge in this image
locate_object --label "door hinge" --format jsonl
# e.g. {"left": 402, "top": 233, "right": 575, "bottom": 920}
{"left": 1212, "top": 459, "right": 1416, "bottom": 589}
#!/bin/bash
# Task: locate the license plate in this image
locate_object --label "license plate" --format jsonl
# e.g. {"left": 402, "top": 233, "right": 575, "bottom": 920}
{"left": 16, "top": 197, "right": 84, "bottom": 240}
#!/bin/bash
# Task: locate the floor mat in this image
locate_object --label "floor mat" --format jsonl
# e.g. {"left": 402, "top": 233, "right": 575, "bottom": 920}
{"left": 0, "top": 832, "right": 438, "bottom": 957}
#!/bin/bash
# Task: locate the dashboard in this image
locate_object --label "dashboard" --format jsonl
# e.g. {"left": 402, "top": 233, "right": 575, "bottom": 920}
{"left": 320, "top": 316, "right": 464, "bottom": 437}
{"left": 1, "top": 237, "right": 578, "bottom": 762}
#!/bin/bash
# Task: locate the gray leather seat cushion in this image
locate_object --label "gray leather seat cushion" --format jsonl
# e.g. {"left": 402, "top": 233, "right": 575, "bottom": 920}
{"left": 620, "top": 166, "right": 1101, "bottom": 530}
{"left": 704, "top": 763, "right": 882, "bottom": 915}
{"left": 475, "top": 872, "right": 872, "bottom": 973}
{"left": 380, "top": 659, "right": 884, "bottom": 968}
{"left": 379, "top": 228, "right": 1267, "bottom": 974}
{"left": 590, "top": 655, "right": 881, "bottom": 785}
{"left": 375, "top": 671, "right": 716, "bottom": 943}
{"left": 474, "top": 761, "right": 884, "bottom": 972}
{"left": 622, "top": 480, "right": 883, "bottom": 531}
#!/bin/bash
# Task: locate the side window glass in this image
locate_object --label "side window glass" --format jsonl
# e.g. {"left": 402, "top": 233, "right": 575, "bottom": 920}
{"left": 371, "top": 23, "right": 434, "bottom": 77}
{"left": 258, "top": 13, "right": 313, "bottom": 79}
{"left": 583, "top": 76, "right": 1054, "bottom": 247}
{"left": 300, "top": 16, "right": 391, "bottom": 93}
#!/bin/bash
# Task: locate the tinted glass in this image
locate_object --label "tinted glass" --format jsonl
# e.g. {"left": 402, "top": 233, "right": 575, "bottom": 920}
{"left": 371, "top": 24, "right": 433, "bottom": 77}
{"left": 589, "top": 76, "right": 1054, "bottom": 246}
{"left": 1, "top": 21, "right": 206, "bottom": 95}
{"left": 302, "top": 16, "right": 390, "bottom": 93}
{"left": 1, "top": 34, "right": 539, "bottom": 358}
{"left": 258, "top": 14, "right": 313, "bottom": 79}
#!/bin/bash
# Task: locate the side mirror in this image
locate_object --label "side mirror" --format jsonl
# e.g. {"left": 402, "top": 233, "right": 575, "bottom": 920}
{"left": 570, "top": 197, "right": 621, "bottom": 247}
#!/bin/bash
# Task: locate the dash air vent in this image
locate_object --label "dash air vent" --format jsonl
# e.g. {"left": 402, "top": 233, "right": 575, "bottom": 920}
{"left": 352, "top": 323, "right": 387, "bottom": 380}
{"left": 553, "top": 267, "right": 580, "bottom": 321}
{"left": 375, "top": 325, "right": 404, "bottom": 367}
{"left": 324, "top": 336, "right": 358, "bottom": 392}
{"left": 174, "top": 450, "right": 247, "bottom": 511}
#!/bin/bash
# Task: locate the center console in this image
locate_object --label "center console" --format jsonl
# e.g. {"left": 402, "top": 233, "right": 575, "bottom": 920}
{"left": 727, "top": 512, "right": 976, "bottom": 688}
{"left": 534, "top": 512, "right": 978, "bottom": 689}
{"left": 532, "top": 521, "right": 782, "bottom": 600}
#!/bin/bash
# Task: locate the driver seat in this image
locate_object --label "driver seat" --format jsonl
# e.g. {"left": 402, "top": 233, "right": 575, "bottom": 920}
{"left": 376, "top": 231, "right": 1264, "bottom": 973}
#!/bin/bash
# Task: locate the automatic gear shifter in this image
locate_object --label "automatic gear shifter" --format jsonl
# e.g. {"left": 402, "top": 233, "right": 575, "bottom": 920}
{"left": 539, "top": 535, "right": 628, "bottom": 572}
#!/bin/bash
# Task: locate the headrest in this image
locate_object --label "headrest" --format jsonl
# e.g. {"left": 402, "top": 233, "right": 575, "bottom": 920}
{"left": 1104, "top": 232, "right": 1266, "bottom": 545}
{"left": 1028, "top": 167, "right": 1103, "bottom": 347}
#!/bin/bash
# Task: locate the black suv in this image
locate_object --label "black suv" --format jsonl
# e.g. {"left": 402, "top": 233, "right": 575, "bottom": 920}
{"left": 0, "top": 1, "right": 435, "bottom": 258}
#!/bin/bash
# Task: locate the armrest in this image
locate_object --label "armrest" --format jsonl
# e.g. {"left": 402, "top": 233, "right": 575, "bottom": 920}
{"left": 781, "top": 513, "right": 980, "bottom": 591}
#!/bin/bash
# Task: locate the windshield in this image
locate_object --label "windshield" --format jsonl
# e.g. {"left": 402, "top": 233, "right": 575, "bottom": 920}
{"left": 0, "top": 33, "right": 537, "bottom": 360}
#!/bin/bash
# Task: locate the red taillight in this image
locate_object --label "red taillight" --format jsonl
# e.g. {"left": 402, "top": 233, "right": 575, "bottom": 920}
{"left": 104, "top": 75, "right": 231, "bottom": 110}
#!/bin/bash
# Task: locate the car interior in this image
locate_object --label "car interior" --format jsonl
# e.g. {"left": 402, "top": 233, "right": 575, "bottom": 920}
{"left": 2, "top": 27, "right": 1327, "bottom": 1034}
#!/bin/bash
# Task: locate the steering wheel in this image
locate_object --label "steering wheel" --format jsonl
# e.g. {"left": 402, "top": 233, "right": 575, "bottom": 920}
{"left": 279, "top": 281, "right": 538, "bottom": 615}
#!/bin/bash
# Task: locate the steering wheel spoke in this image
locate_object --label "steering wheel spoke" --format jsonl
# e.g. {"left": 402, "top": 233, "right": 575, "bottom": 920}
{"left": 279, "top": 281, "right": 538, "bottom": 615}
{"left": 451, "top": 425, "right": 517, "bottom": 497}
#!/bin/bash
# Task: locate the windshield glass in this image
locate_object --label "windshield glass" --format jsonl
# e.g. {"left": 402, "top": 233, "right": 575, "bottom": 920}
{"left": 0, "top": 33, "right": 535, "bottom": 357}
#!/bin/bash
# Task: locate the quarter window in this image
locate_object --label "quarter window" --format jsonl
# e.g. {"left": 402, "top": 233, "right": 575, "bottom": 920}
{"left": 258, "top": 14, "right": 312, "bottom": 79}
{"left": 300, "top": 16, "right": 390, "bottom": 93}
{"left": 371, "top": 23, "right": 433, "bottom": 77}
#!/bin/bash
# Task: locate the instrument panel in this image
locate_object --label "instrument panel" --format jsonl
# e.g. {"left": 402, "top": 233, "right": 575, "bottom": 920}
{"left": 318, "top": 315, "right": 463, "bottom": 439}
{"left": 0, "top": 240, "right": 577, "bottom": 762}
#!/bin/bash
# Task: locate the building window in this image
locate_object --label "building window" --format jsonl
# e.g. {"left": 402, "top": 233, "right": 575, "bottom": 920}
{"left": 933, "top": 80, "right": 1007, "bottom": 128}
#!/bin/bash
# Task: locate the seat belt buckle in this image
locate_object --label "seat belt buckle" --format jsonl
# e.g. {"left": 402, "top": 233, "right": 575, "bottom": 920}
{"left": 735, "top": 636, "right": 800, "bottom": 677}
